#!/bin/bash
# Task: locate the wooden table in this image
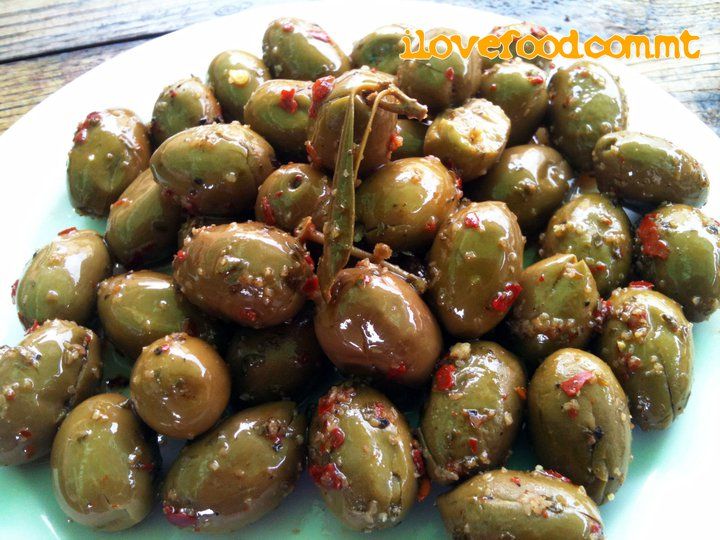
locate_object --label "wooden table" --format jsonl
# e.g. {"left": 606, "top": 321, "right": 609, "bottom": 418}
{"left": 1, "top": 0, "right": 718, "bottom": 134}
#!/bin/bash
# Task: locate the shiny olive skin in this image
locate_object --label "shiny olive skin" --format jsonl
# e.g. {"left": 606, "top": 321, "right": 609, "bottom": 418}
{"left": 67, "top": 109, "right": 151, "bottom": 216}
{"left": 97, "top": 271, "right": 221, "bottom": 360}
{"left": 428, "top": 201, "right": 525, "bottom": 338}
{"left": 174, "top": 222, "right": 313, "bottom": 328}
{"left": 479, "top": 60, "right": 548, "bottom": 145}
{"left": 307, "top": 68, "right": 396, "bottom": 175}
{"left": 393, "top": 118, "right": 428, "bottom": 159}
{"left": 208, "top": 50, "right": 269, "bottom": 122}
{"left": 244, "top": 79, "right": 313, "bottom": 158}
{"left": 356, "top": 156, "right": 460, "bottom": 252}
{"left": 105, "top": 169, "right": 182, "bottom": 267}
{"left": 162, "top": 401, "right": 306, "bottom": 532}
{"left": 397, "top": 28, "right": 483, "bottom": 113}
{"left": 508, "top": 254, "right": 600, "bottom": 362}
{"left": 150, "top": 122, "right": 276, "bottom": 216}
{"left": 151, "top": 77, "right": 222, "bottom": 146}
{"left": 262, "top": 17, "right": 350, "bottom": 80}
{"left": 548, "top": 61, "right": 627, "bottom": 171}
{"left": 309, "top": 384, "right": 417, "bottom": 531}
{"left": 51, "top": 393, "right": 158, "bottom": 531}
{"left": 541, "top": 194, "right": 632, "bottom": 297}
{"left": 130, "top": 333, "right": 230, "bottom": 439}
{"left": 486, "top": 22, "right": 553, "bottom": 71}
{"left": 424, "top": 98, "right": 511, "bottom": 182}
{"left": 0, "top": 320, "right": 101, "bottom": 466}
{"left": 351, "top": 24, "right": 408, "bottom": 74}
{"left": 255, "top": 163, "right": 331, "bottom": 232}
{"left": 468, "top": 144, "right": 572, "bottom": 234}
{"left": 528, "top": 348, "right": 632, "bottom": 504}
{"left": 419, "top": 342, "right": 525, "bottom": 485}
{"left": 314, "top": 261, "right": 442, "bottom": 387}
{"left": 16, "top": 228, "right": 111, "bottom": 328}
{"left": 226, "top": 310, "right": 326, "bottom": 404}
{"left": 634, "top": 204, "right": 720, "bottom": 322}
{"left": 438, "top": 468, "right": 605, "bottom": 540}
{"left": 593, "top": 131, "right": 709, "bottom": 208}
{"left": 599, "top": 285, "right": 693, "bottom": 430}
{"left": 177, "top": 216, "right": 232, "bottom": 247}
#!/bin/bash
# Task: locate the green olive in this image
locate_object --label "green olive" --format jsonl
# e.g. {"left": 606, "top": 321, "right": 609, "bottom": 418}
{"left": 16, "top": 228, "right": 111, "bottom": 328}
{"left": 424, "top": 98, "right": 511, "bottom": 182}
{"left": 599, "top": 285, "right": 693, "bottom": 430}
{"left": 150, "top": 122, "right": 276, "bottom": 216}
{"left": 420, "top": 342, "right": 526, "bottom": 485}
{"left": 309, "top": 383, "right": 417, "bottom": 531}
{"left": 177, "top": 216, "right": 232, "bottom": 247}
{"left": 67, "top": 109, "right": 151, "bottom": 216}
{"left": 105, "top": 169, "right": 182, "bottom": 268}
{"left": 162, "top": 401, "right": 306, "bottom": 532}
{"left": 528, "top": 348, "right": 632, "bottom": 504}
{"left": 392, "top": 118, "right": 428, "bottom": 160}
{"left": 208, "top": 50, "right": 269, "bottom": 122}
{"left": 51, "top": 393, "right": 158, "bottom": 531}
{"left": 0, "top": 320, "right": 102, "bottom": 466}
{"left": 351, "top": 24, "right": 408, "bottom": 74}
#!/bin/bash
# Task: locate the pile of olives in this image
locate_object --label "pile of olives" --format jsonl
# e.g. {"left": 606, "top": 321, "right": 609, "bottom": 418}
{"left": 1, "top": 15, "right": 715, "bottom": 539}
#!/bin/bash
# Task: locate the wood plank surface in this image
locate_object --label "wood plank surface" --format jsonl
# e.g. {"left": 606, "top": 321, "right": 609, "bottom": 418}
{"left": 0, "top": 0, "right": 717, "bottom": 134}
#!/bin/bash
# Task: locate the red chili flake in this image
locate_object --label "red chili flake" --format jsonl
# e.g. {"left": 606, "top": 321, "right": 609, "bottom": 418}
{"left": 304, "top": 253, "right": 315, "bottom": 271}
{"left": 374, "top": 401, "right": 387, "bottom": 421}
{"left": 528, "top": 75, "right": 545, "bottom": 85}
{"left": 629, "top": 280, "right": 654, "bottom": 289}
{"left": 57, "top": 226, "right": 77, "bottom": 236}
{"left": 541, "top": 469, "right": 572, "bottom": 483}
{"left": 26, "top": 320, "right": 40, "bottom": 334}
{"left": 488, "top": 83, "right": 497, "bottom": 92}
{"left": 5, "top": 388, "right": 15, "bottom": 401}
{"left": 417, "top": 477, "right": 431, "bottom": 502}
{"left": 260, "top": 195, "right": 276, "bottom": 226}
{"left": 593, "top": 262, "right": 607, "bottom": 273}
{"left": 444, "top": 67, "right": 455, "bottom": 81}
{"left": 24, "top": 445, "right": 36, "bottom": 460}
{"left": 386, "top": 362, "right": 408, "bottom": 380}
{"left": 463, "top": 213, "right": 480, "bottom": 229}
{"left": 590, "top": 522, "right": 602, "bottom": 534}
{"left": 468, "top": 437, "right": 479, "bottom": 454}
{"left": 317, "top": 395, "right": 336, "bottom": 417}
{"left": 424, "top": 218, "right": 438, "bottom": 233}
{"left": 237, "top": 308, "right": 258, "bottom": 323}
{"left": 637, "top": 214, "right": 670, "bottom": 259}
{"left": 624, "top": 354, "right": 642, "bottom": 373}
{"left": 560, "top": 370, "right": 594, "bottom": 397}
{"left": 168, "top": 89, "right": 178, "bottom": 98}
{"left": 136, "top": 461, "right": 155, "bottom": 472}
{"left": 387, "top": 131, "right": 403, "bottom": 154}
{"left": 435, "top": 364, "right": 456, "bottom": 391}
{"left": 163, "top": 505, "right": 197, "bottom": 528}
{"left": 309, "top": 463, "right": 345, "bottom": 490}
{"left": 491, "top": 283, "right": 522, "bottom": 312}
{"left": 515, "top": 386, "right": 527, "bottom": 400}
{"left": 10, "top": 280, "right": 18, "bottom": 304}
{"left": 453, "top": 172, "right": 463, "bottom": 191}
{"left": 567, "top": 407, "right": 579, "bottom": 419}
{"left": 510, "top": 476, "right": 522, "bottom": 486}
{"left": 328, "top": 428, "right": 345, "bottom": 450}
{"left": 281, "top": 22, "right": 294, "bottom": 32}
{"left": 592, "top": 299, "right": 611, "bottom": 330}
{"left": 110, "top": 198, "right": 128, "bottom": 209}
{"left": 305, "top": 140, "right": 322, "bottom": 167}
{"left": 538, "top": 274, "right": 545, "bottom": 283}
{"left": 309, "top": 76, "right": 335, "bottom": 118}
{"left": 160, "top": 343, "right": 170, "bottom": 353}
{"left": 302, "top": 275, "right": 319, "bottom": 296}
{"left": 308, "top": 27, "right": 332, "bottom": 43}
{"left": 279, "top": 88, "right": 299, "bottom": 114}
{"left": 411, "top": 448, "right": 426, "bottom": 476}
{"left": 174, "top": 249, "right": 187, "bottom": 262}
{"left": 73, "top": 127, "right": 87, "bottom": 144}
{"left": 18, "top": 429, "right": 32, "bottom": 439}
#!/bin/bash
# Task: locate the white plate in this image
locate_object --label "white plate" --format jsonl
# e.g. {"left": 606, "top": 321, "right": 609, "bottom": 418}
{"left": 0, "top": 1, "right": 719, "bottom": 538}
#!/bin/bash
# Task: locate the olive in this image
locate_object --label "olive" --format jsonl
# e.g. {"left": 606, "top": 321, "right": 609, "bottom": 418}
{"left": 105, "top": 169, "right": 182, "bottom": 268}
{"left": 548, "top": 61, "right": 627, "bottom": 170}
{"left": 51, "top": 393, "right": 158, "bottom": 531}
{"left": 507, "top": 254, "right": 600, "bottom": 363}
{"left": 226, "top": 310, "right": 326, "bottom": 404}
{"left": 540, "top": 193, "right": 633, "bottom": 297}
{"left": 397, "top": 28, "right": 483, "bottom": 112}
{"left": 244, "top": 79, "right": 313, "bottom": 158}
{"left": 479, "top": 59, "right": 548, "bottom": 144}
{"left": 314, "top": 261, "right": 442, "bottom": 387}
{"left": 419, "top": 341, "right": 526, "bottom": 485}
{"left": 424, "top": 98, "right": 511, "bottom": 182}
{"left": 308, "top": 383, "right": 417, "bottom": 531}
{"left": 428, "top": 201, "right": 525, "bottom": 338}
{"left": 351, "top": 24, "right": 408, "bottom": 74}
{"left": 67, "top": 109, "right": 151, "bottom": 216}
{"left": 16, "top": 228, "right": 111, "bottom": 328}
{"left": 599, "top": 284, "right": 693, "bottom": 430}
{"left": 528, "top": 348, "right": 632, "bottom": 504}
{"left": 485, "top": 22, "right": 553, "bottom": 71}
{"left": 208, "top": 50, "right": 269, "bottom": 122}
{"left": 392, "top": 118, "right": 428, "bottom": 160}
{"left": 593, "top": 131, "right": 709, "bottom": 208}
{"left": 150, "top": 122, "right": 276, "bottom": 216}
{"left": 130, "top": 333, "right": 230, "bottom": 439}
{"left": 0, "top": 320, "right": 101, "bottom": 465}
{"left": 150, "top": 76, "right": 222, "bottom": 146}
{"left": 634, "top": 204, "right": 720, "bottom": 321}
{"left": 162, "top": 401, "right": 306, "bottom": 532}
{"left": 468, "top": 144, "right": 572, "bottom": 234}
{"left": 262, "top": 17, "right": 350, "bottom": 80}
{"left": 255, "top": 162, "right": 331, "bottom": 232}
{"left": 356, "top": 156, "right": 460, "bottom": 252}
{"left": 438, "top": 468, "right": 605, "bottom": 539}
{"left": 177, "top": 216, "right": 232, "bottom": 247}
{"left": 173, "top": 222, "right": 313, "bottom": 328}
{"left": 97, "top": 271, "right": 221, "bottom": 360}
